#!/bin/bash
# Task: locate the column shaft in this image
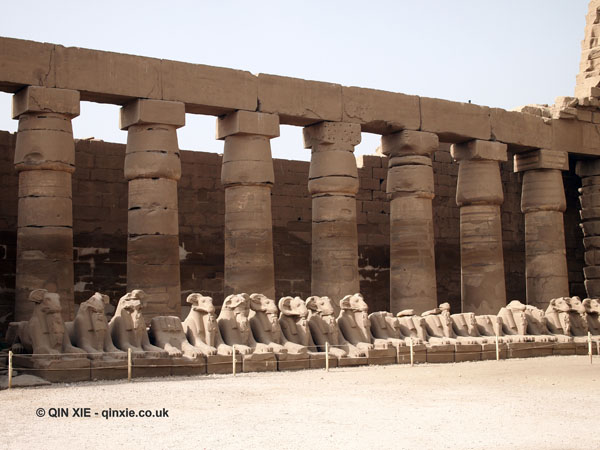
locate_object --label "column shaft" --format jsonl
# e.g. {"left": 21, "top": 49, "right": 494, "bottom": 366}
{"left": 217, "top": 111, "right": 279, "bottom": 298}
{"left": 120, "top": 99, "right": 185, "bottom": 319}
{"left": 13, "top": 86, "right": 79, "bottom": 321}
{"left": 451, "top": 140, "right": 507, "bottom": 314}
{"left": 516, "top": 150, "right": 569, "bottom": 309}
{"left": 303, "top": 122, "right": 361, "bottom": 315}
{"left": 576, "top": 159, "right": 600, "bottom": 297}
{"left": 381, "top": 130, "right": 438, "bottom": 314}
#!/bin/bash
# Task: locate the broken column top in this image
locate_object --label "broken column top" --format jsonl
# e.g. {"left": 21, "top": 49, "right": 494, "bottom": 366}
{"left": 303, "top": 121, "right": 361, "bottom": 149}
{"left": 451, "top": 139, "right": 507, "bottom": 162}
{"left": 120, "top": 98, "right": 185, "bottom": 130}
{"left": 381, "top": 130, "right": 439, "bottom": 157}
{"left": 12, "top": 86, "right": 80, "bottom": 119}
{"left": 514, "top": 149, "right": 569, "bottom": 172}
{"left": 216, "top": 110, "right": 280, "bottom": 140}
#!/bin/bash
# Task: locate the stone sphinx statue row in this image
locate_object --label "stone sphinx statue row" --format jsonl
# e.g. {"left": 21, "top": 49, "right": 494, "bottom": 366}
{"left": 5, "top": 289, "right": 600, "bottom": 381}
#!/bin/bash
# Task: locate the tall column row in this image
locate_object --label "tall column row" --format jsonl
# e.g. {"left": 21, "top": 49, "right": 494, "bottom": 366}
{"left": 9, "top": 89, "right": 579, "bottom": 320}
{"left": 12, "top": 86, "right": 79, "bottom": 321}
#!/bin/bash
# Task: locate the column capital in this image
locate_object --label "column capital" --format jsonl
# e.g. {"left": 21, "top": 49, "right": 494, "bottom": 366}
{"left": 576, "top": 159, "right": 600, "bottom": 177}
{"left": 381, "top": 130, "right": 438, "bottom": 158}
{"left": 216, "top": 110, "right": 279, "bottom": 140}
{"left": 514, "top": 149, "right": 568, "bottom": 172}
{"left": 120, "top": 99, "right": 185, "bottom": 130}
{"left": 12, "top": 86, "right": 80, "bottom": 119}
{"left": 303, "top": 121, "right": 361, "bottom": 149}
{"left": 451, "top": 139, "right": 507, "bottom": 162}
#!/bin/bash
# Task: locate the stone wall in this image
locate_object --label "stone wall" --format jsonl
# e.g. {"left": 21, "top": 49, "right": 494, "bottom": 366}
{"left": 0, "top": 129, "right": 586, "bottom": 329}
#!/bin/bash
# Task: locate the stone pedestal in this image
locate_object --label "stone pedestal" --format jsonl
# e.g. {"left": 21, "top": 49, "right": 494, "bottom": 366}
{"left": 120, "top": 99, "right": 185, "bottom": 319}
{"left": 576, "top": 159, "right": 600, "bottom": 297}
{"left": 217, "top": 111, "right": 279, "bottom": 298}
{"left": 303, "top": 122, "right": 361, "bottom": 314}
{"left": 12, "top": 86, "right": 79, "bottom": 321}
{"left": 451, "top": 140, "right": 508, "bottom": 314}
{"left": 515, "top": 149, "right": 569, "bottom": 309}
{"left": 381, "top": 130, "right": 439, "bottom": 314}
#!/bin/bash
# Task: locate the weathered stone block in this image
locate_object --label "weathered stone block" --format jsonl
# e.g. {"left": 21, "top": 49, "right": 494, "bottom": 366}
{"left": 12, "top": 355, "right": 90, "bottom": 383}
{"left": 342, "top": 86, "right": 420, "bottom": 134}
{"left": 126, "top": 126, "right": 180, "bottom": 154}
{"left": 309, "top": 150, "right": 358, "bottom": 179}
{"left": 275, "top": 352, "right": 310, "bottom": 371}
{"left": 420, "top": 98, "right": 491, "bottom": 143}
{"left": 258, "top": 74, "right": 342, "bottom": 126}
{"left": 14, "top": 128, "right": 75, "bottom": 170}
{"left": 514, "top": 149, "right": 569, "bottom": 172}
{"left": 456, "top": 160, "right": 504, "bottom": 206}
{"left": 130, "top": 356, "right": 172, "bottom": 378}
{"left": 242, "top": 352, "right": 277, "bottom": 372}
{"left": 303, "top": 122, "right": 361, "bottom": 148}
{"left": 162, "top": 59, "right": 257, "bottom": 115}
{"left": 454, "top": 344, "right": 482, "bottom": 362}
{"left": 120, "top": 99, "right": 185, "bottom": 129}
{"left": 13, "top": 86, "right": 80, "bottom": 119}
{"left": 451, "top": 140, "right": 507, "bottom": 162}
{"left": 90, "top": 359, "right": 128, "bottom": 381}
{"left": 124, "top": 151, "right": 181, "bottom": 181}
{"left": 387, "top": 165, "right": 434, "bottom": 195}
{"left": 0, "top": 37, "right": 56, "bottom": 92}
{"left": 128, "top": 178, "right": 178, "bottom": 210}
{"left": 381, "top": 130, "right": 439, "bottom": 158}
{"left": 170, "top": 357, "right": 207, "bottom": 376}
{"left": 55, "top": 44, "right": 162, "bottom": 104}
{"left": 217, "top": 110, "right": 279, "bottom": 139}
{"left": 17, "top": 227, "right": 73, "bottom": 261}
{"left": 490, "top": 108, "right": 551, "bottom": 150}
{"left": 206, "top": 354, "right": 241, "bottom": 374}
{"left": 18, "top": 170, "right": 72, "bottom": 199}
{"left": 18, "top": 196, "right": 72, "bottom": 227}
{"left": 425, "top": 344, "right": 455, "bottom": 363}
{"left": 128, "top": 235, "right": 180, "bottom": 265}
{"left": 128, "top": 207, "right": 178, "bottom": 236}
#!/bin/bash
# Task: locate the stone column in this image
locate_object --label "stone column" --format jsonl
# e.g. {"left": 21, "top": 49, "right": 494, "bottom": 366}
{"left": 576, "top": 159, "right": 600, "bottom": 297}
{"left": 120, "top": 99, "right": 185, "bottom": 319}
{"left": 216, "top": 111, "right": 279, "bottom": 299}
{"left": 12, "top": 86, "right": 79, "bottom": 321}
{"left": 515, "top": 149, "right": 569, "bottom": 309}
{"left": 303, "top": 122, "right": 361, "bottom": 315}
{"left": 381, "top": 130, "right": 439, "bottom": 314}
{"left": 451, "top": 140, "right": 508, "bottom": 314}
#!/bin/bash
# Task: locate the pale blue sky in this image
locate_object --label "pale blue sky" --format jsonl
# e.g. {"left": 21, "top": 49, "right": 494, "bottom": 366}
{"left": 0, "top": 0, "right": 589, "bottom": 160}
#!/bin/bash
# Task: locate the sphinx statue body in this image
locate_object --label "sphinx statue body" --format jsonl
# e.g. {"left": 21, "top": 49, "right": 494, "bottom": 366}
{"left": 336, "top": 294, "right": 396, "bottom": 365}
{"left": 217, "top": 293, "right": 277, "bottom": 372}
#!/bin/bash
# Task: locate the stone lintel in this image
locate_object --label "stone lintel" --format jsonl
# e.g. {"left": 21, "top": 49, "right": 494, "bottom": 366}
{"left": 576, "top": 159, "right": 600, "bottom": 178}
{"left": 450, "top": 139, "right": 507, "bottom": 162}
{"left": 216, "top": 110, "right": 279, "bottom": 140}
{"left": 120, "top": 99, "right": 185, "bottom": 130}
{"left": 12, "top": 86, "right": 80, "bottom": 119}
{"left": 381, "top": 130, "right": 439, "bottom": 158}
{"left": 514, "top": 149, "right": 569, "bottom": 172}
{"left": 303, "top": 121, "right": 361, "bottom": 149}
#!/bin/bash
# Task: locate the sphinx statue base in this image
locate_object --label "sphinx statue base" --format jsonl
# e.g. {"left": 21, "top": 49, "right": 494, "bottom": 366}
{"left": 12, "top": 354, "right": 90, "bottom": 383}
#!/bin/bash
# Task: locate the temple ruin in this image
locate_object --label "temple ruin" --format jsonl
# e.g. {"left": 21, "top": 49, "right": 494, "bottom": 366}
{"left": 1, "top": 1, "right": 600, "bottom": 380}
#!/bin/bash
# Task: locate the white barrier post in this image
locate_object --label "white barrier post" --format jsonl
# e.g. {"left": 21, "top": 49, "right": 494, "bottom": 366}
{"left": 127, "top": 348, "right": 132, "bottom": 381}
{"left": 589, "top": 332, "right": 593, "bottom": 365}
{"left": 495, "top": 335, "right": 500, "bottom": 361}
{"left": 396, "top": 344, "right": 400, "bottom": 364}
{"left": 325, "top": 342, "right": 329, "bottom": 372}
{"left": 232, "top": 345, "right": 236, "bottom": 376}
{"left": 409, "top": 338, "right": 414, "bottom": 367}
{"left": 8, "top": 350, "right": 13, "bottom": 390}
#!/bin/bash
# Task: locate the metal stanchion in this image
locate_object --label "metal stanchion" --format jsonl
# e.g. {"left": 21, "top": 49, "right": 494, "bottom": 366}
{"left": 8, "top": 350, "right": 13, "bottom": 390}
{"left": 127, "top": 348, "right": 132, "bottom": 381}
{"left": 396, "top": 344, "right": 400, "bottom": 364}
{"left": 409, "top": 338, "right": 414, "bottom": 367}
{"left": 589, "top": 332, "right": 593, "bottom": 365}
{"left": 495, "top": 335, "right": 500, "bottom": 361}
{"left": 232, "top": 345, "right": 236, "bottom": 376}
{"left": 325, "top": 342, "right": 329, "bottom": 372}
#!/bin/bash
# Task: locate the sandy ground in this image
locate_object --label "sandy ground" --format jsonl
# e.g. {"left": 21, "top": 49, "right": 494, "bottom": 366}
{"left": 0, "top": 355, "right": 599, "bottom": 450}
